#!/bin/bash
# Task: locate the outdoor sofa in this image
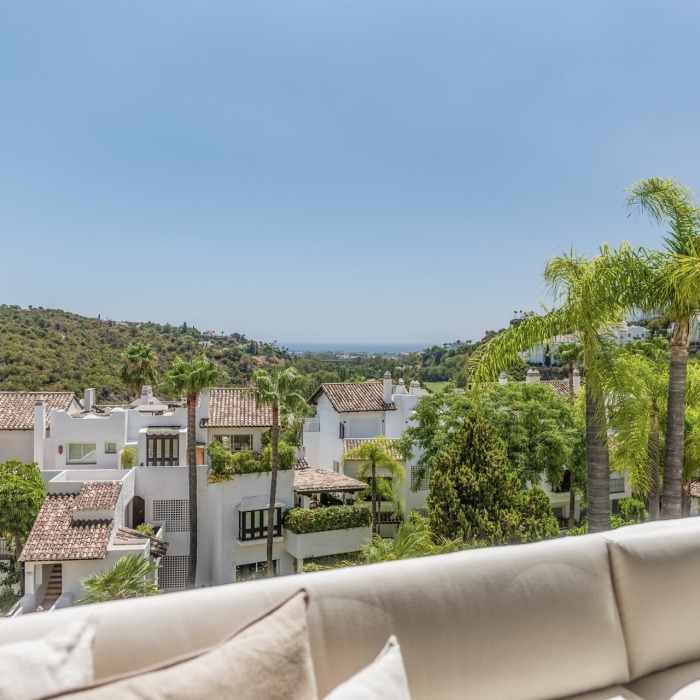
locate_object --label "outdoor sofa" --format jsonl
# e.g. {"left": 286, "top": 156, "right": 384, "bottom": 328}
{"left": 2, "top": 516, "right": 700, "bottom": 699}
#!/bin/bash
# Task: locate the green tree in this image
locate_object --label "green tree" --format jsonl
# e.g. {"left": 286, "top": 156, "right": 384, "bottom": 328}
{"left": 427, "top": 412, "right": 559, "bottom": 545}
{"left": 252, "top": 367, "right": 307, "bottom": 578}
{"left": 468, "top": 244, "right": 644, "bottom": 533}
{"left": 75, "top": 554, "right": 161, "bottom": 604}
{"left": 605, "top": 350, "right": 668, "bottom": 520}
{"left": 0, "top": 460, "right": 45, "bottom": 594}
{"left": 343, "top": 437, "right": 406, "bottom": 536}
{"left": 166, "top": 354, "right": 221, "bottom": 588}
{"left": 626, "top": 177, "right": 700, "bottom": 518}
{"left": 120, "top": 341, "right": 158, "bottom": 399}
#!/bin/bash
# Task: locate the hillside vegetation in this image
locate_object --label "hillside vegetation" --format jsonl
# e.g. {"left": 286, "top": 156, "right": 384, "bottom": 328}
{"left": 0, "top": 306, "right": 287, "bottom": 402}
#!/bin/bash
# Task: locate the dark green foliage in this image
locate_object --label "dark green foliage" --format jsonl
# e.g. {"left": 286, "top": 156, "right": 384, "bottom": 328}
{"left": 283, "top": 505, "right": 371, "bottom": 534}
{"left": 0, "top": 306, "right": 288, "bottom": 401}
{"left": 261, "top": 441, "right": 295, "bottom": 470}
{"left": 567, "top": 498, "right": 649, "bottom": 535}
{"left": 0, "top": 460, "right": 46, "bottom": 552}
{"left": 427, "top": 413, "right": 559, "bottom": 545}
{"left": 120, "top": 447, "right": 136, "bottom": 469}
{"left": 207, "top": 440, "right": 295, "bottom": 483}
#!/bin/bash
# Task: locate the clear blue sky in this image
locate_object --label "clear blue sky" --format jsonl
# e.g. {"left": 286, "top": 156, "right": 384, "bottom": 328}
{"left": 1, "top": 2, "right": 699, "bottom": 347}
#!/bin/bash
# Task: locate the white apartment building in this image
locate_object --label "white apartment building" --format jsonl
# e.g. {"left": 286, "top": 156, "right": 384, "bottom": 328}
{"left": 303, "top": 372, "right": 430, "bottom": 530}
{"left": 14, "top": 386, "right": 371, "bottom": 612}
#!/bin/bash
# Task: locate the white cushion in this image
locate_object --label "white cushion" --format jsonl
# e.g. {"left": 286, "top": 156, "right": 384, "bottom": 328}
{"left": 47, "top": 591, "right": 316, "bottom": 700}
{"left": 628, "top": 658, "right": 700, "bottom": 700}
{"left": 0, "top": 617, "right": 96, "bottom": 700}
{"left": 324, "top": 636, "right": 410, "bottom": 700}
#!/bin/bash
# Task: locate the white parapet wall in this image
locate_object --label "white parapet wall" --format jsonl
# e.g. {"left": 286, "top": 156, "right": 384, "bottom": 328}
{"left": 283, "top": 526, "right": 372, "bottom": 561}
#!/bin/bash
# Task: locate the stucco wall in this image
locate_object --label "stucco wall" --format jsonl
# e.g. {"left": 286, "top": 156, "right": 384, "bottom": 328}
{"left": 0, "top": 431, "right": 33, "bottom": 464}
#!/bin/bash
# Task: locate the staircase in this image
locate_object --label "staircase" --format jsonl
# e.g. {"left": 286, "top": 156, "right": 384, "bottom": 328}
{"left": 37, "top": 564, "right": 62, "bottom": 612}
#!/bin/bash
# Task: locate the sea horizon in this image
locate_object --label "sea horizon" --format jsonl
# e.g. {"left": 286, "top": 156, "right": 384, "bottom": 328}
{"left": 280, "top": 341, "right": 431, "bottom": 354}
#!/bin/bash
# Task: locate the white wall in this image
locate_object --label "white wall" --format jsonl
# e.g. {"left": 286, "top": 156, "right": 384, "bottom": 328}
{"left": 284, "top": 526, "right": 371, "bottom": 561}
{"left": 0, "top": 431, "right": 33, "bottom": 464}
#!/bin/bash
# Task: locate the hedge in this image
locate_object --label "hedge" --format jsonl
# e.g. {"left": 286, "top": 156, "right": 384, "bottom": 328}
{"left": 283, "top": 505, "right": 372, "bottom": 535}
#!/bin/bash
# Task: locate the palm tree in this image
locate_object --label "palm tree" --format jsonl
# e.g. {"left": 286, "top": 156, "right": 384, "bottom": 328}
{"left": 605, "top": 350, "right": 668, "bottom": 520}
{"left": 252, "top": 367, "right": 307, "bottom": 578}
{"left": 468, "top": 244, "right": 644, "bottom": 533}
{"left": 166, "top": 354, "right": 221, "bottom": 588}
{"left": 626, "top": 177, "right": 700, "bottom": 518}
{"left": 344, "top": 437, "right": 406, "bottom": 536}
{"left": 75, "top": 554, "right": 161, "bottom": 604}
{"left": 554, "top": 341, "right": 582, "bottom": 399}
{"left": 121, "top": 341, "right": 158, "bottom": 400}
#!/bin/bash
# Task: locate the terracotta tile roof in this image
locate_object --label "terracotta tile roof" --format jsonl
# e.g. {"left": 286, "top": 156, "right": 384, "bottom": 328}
{"left": 294, "top": 468, "right": 368, "bottom": 494}
{"left": 309, "top": 383, "right": 396, "bottom": 413}
{"left": 690, "top": 482, "right": 700, "bottom": 499}
{"left": 343, "top": 438, "right": 403, "bottom": 461}
{"left": 73, "top": 482, "right": 122, "bottom": 511}
{"left": 542, "top": 380, "right": 573, "bottom": 398}
{"left": 201, "top": 388, "right": 277, "bottom": 428}
{"left": 0, "top": 392, "right": 77, "bottom": 430}
{"left": 114, "top": 527, "right": 169, "bottom": 559}
{"left": 19, "top": 482, "right": 121, "bottom": 562}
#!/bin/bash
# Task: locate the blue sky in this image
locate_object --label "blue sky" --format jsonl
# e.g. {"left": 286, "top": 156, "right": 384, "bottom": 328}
{"left": 1, "top": 2, "right": 699, "bottom": 347}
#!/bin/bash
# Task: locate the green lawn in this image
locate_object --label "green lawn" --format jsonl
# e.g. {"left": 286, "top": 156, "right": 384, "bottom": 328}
{"left": 424, "top": 381, "right": 450, "bottom": 393}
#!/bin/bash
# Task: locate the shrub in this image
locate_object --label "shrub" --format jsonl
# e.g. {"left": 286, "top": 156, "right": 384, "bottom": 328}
{"left": 136, "top": 523, "right": 157, "bottom": 538}
{"left": 261, "top": 441, "right": 295, "bottom": 470}
{"left": 121, "top": 447, "right": 136, "bottom": 469}
{"left": 283, "top": 505, "right": 372, "bottom": 534}
{"left": 230, "top": 450, "right": 264, "bottom": 474}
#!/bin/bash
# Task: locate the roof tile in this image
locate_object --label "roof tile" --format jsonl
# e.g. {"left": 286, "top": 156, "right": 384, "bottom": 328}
{"left": 202, "top": 388, "right": 276, "bottom": 428}
{"left": 0, "top": 392, "right": 77, "bottom": 430}
{"left": 311, "top": 383, "right": 396, "bottom": 413}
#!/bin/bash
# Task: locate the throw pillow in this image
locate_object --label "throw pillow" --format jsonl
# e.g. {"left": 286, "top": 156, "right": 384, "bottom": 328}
{"left": 43, "top": 590, "right": 317, "bottom": 700}
{"left": 0, "top": 617, "right": 97, "bottom": 700}
{"left": 323, "top": 635, "right": 411, "bottom": 700}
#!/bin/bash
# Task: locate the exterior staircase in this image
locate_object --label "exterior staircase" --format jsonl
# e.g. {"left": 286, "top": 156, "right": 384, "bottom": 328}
{"left": 36, "top": 564, "right": 62, "bottom": 612}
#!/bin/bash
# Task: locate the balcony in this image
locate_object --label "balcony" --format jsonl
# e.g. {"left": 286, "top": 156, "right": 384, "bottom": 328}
{"left": 283, "top": 505, "right": 371, "bottom": 560}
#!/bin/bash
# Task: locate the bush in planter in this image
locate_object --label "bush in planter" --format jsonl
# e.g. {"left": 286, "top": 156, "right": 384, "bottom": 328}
{"left": 230, "top": 450, "right": 264, "bottom": 474}
{"left": 261, "top": 440, "right": 295, "bottom": 470}
{"left": 136, "top": 523, "right": 158, "bottom": 538}
{"left": 283, "top": 504, "right": 372, "bottom": 535}
{"left": 121, "top": 447, "right": 137, "bottom": 469}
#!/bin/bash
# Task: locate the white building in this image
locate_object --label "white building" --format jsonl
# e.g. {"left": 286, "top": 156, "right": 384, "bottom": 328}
{"left": 303, "top": 373, "right": 430, "bottom": 529}
{"left": 15, "top": 386, "right": 372, "bottom": 610}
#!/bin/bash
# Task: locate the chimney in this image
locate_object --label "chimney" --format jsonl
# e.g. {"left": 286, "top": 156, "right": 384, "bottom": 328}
{"left": 409, "top": 380, "right": 420, "bottom": 395}
{"left": 573, "top": 368, "right": 581, "bottom": 394}
{"left": 84, "top": 388, "right": 95, "bottom": 413}
{"left": 499, "top": 372, "right": 508, "bottom": 386}
{"left": 33, "top": 397, "right": 45, "bottom": 469}
{"left": 396, "top": 378, "right": 407, "bottom": 395}
{"left": 383, "top": 371, "right": 392, "bottom": 404}
{"left": 526, "top": 369, "right": 540, "bottom": 383}
{"left": 141, "top": 385, "right": 154, "bottom": 405}
{"left": 200, "top": 389, "right": 211, "bottom": 421}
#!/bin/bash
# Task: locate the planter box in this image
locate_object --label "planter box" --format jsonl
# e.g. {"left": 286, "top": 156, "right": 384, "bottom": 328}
{"left": 284, "top": 526, "right": 371, "bottom": 560}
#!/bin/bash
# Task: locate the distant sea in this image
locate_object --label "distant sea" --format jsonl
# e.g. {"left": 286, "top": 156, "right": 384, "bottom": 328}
{"left": 281, "top": 342, "right": 429, "bottom": 354}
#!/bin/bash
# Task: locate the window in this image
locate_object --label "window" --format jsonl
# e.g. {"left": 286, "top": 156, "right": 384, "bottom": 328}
{"left": 332, "top": 460, "right": 340, "bottom": 473}
{"left": 236, "top": 560, "right": 279, "bottom": 581}
{"left": 67, "top": 443, "right": 96, "bottom": 464}
{"left": 147, "top": 434, "right": 179, "bottom": 466}
{"left": 153, "top": 499, "right": 190, "bottom": 532}
{"left": 215, "top": 434, "right": 253, "bottom": 452}
{"left": 611, "top": 499, "right": 621, "bottom": 515}
{"left": 238, "top": 507, "right": 282, "bottom": 541}
{"left": 610, "top": 477, "right": 626, "bottom": 494}
{"left": 552, "top": 506, "right": 566, "bottom": 527}
{"left": 410, "top": 465, "right": 430, "bottom": 492}
{"left": 105, "top": 442, "right": 117, "bottom": 454}
{"left": 159, "top": 555, "right": 189, "bottom": 590}
{"left": 339, "top": 423, "right": 345, "bottom": 439}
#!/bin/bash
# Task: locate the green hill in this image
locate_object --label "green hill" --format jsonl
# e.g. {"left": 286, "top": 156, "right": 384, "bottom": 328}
{"left": 0, "top": 305, "right": 288, "bottom": 402}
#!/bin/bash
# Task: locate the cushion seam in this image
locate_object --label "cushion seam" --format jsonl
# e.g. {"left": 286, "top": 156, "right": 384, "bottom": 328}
{"left": 605, "top": 538, "right": 633, "bottom": 683}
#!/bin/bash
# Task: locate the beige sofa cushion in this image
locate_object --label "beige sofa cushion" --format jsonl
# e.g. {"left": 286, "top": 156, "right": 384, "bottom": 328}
{"left": 560, "top": 685, "right": 645, "bottom": 700}
{"left": 43, "top": 591, "right": 316, "bottom": 700}
{"left": 605, "top": 519, "right": 700, "bottom": 679}
{"left": 628, "top": 658, "right": 700, "bottom": 700}
{"left": 0, "top": 533, "right": 629, "bottom": 700}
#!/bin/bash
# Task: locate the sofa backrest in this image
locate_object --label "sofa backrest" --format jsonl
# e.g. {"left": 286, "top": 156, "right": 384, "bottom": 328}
{"left": 0, "top": 532, "right": 629, "bottom": 700}
{"left": 604, "top": 517, "right": 700, "bottom": 681}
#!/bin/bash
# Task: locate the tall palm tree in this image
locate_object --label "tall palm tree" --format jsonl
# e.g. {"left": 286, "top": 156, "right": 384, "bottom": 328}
{"left": 166, "top": 354, "right": 221, "bottom": 588}
{"left": 626, "top": 177, "right": 700, "bottom": 518}
{"left": 121, "top": 341, "right": 158, "bottom": 400}
{"left": 252, "top": 367, "right": 307, "bottom": 578}
{"left": 344, "top": 437, "right": 406, "bottom": 536}
{"left": 468, "top": 244, "right": 644, "bottom": 533}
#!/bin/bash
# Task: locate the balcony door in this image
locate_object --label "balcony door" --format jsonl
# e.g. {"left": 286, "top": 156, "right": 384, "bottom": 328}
{"left": 147, "top": 434, "right": 179, "bottom": 466}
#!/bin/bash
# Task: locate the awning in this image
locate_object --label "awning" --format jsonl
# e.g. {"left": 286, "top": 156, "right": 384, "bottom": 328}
{"left": 293, "top": 468, "right": 367, "bottom": 495}
{"left": 145, "top": 427, "right": 181, "bottom": 436}
{"left": 237, "top": 496, "right": 286, "bottom": 512}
